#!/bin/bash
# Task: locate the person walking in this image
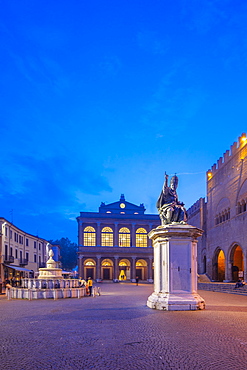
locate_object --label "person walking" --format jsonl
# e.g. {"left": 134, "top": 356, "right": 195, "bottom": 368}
{"left": 87, "top": 277, "right": 93, "bottom": 296}
{"left": 135, "top": 276, "right": 139, "bottom": 286}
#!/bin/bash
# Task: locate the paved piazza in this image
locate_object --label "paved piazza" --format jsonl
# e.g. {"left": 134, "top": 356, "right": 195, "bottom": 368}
{"left": 0, "top": 284, "right": 247, "bottom": 369}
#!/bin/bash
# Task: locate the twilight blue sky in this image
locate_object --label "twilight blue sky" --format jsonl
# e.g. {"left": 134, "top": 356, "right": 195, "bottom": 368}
{"left": 1, "top": 0, "right": 247, "bottom": 242}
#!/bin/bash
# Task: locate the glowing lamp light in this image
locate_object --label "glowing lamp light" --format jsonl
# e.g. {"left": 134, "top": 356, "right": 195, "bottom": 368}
{"left": 207, "top": 172, "right": 213, "bottom": 180}
{"left": 241, "top": 135, "right": 247, "bottom": 143}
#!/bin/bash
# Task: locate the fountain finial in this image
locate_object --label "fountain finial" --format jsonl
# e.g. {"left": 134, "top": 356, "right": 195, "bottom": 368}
{"left": 49, "top": 249, "right": 54, "bottom": 258}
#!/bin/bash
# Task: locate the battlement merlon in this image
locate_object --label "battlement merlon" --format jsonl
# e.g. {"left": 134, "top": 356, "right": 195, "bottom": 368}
{"left": 187, "top": 197, "right": 205, "bottom": 218}
{"left": 206, "top": 133, "right": 247, "bottom": 180}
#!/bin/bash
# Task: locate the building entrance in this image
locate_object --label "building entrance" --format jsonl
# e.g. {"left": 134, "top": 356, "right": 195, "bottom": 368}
{"left": 86, "top": 268, "right": 94, "bottom": 279}
{"left": 103, "top": 268, "right": 110, "bottom": 280}
{"left": 101, "top": 259, "right": 113, "bottom": 280}
{"left": 118, "top": 259, "right": 131, "bottom": 280}
{"left": 213, "top": 249, "right": 225, "bottom": 281}
{"left": 135, "top": 269, "right": 142, "bottom": 280}
{"left": 231, "top": 245, "right": 244, "bottom": 281}
{"left": 136, "top": 259, "right": 147, "bottom": 280}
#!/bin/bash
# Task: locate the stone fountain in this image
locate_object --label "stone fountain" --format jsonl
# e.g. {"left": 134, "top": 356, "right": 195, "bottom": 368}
{"left": 7, "top": 248, "right": 87, "bottom": 300}
{"left": 38, "top": 249, "right": 63, "bottom": 279}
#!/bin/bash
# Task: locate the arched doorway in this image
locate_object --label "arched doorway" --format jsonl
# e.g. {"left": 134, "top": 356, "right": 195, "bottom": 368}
{"left": 203, "top": 255, "right": 206, "bottom": 274}
{"left": 101, "top": 259, "right": 113, "bottom": 280}
{"left": 231, "top": 245, "right": 244, "bottom": 281}
{"left": 84, "top": 259, "right": 96, "bottom": 279}
{"left": 136, "top": 259, "right": 147, "bottom": 280}
{"left": 212, "top": 249, "right": 225, "bottom": 281}
{"left": 118, "top": 259, "right": 131, "bottom": 280}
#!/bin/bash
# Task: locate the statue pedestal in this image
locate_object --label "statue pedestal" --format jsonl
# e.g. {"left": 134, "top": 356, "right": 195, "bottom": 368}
{"left": 147, "top": 224, "right": 205, "bottom": 311}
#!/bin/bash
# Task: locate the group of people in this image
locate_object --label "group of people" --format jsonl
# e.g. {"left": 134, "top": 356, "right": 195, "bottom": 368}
{"left": 79, "top": 277, "right": 93, "bottom": 296}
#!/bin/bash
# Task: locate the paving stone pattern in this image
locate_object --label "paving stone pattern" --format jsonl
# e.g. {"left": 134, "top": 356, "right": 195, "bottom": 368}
{"left": 0, "top": 283, "right": 247, "bottom": 369}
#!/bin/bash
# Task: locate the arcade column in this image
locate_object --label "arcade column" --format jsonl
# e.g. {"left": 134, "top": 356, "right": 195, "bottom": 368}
{"left": 131, "top": 257, "right": 136, "bottom": 282}
{"left": 114, "top": 256, "right": 119, "bottom": 280}
{"left": 96, "top": 256, "right": 101, "bottom": 280}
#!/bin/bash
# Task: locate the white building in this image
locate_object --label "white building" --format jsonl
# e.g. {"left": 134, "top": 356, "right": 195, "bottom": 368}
{"left": 0, "top": 218, "right": 49, "bottom": 285}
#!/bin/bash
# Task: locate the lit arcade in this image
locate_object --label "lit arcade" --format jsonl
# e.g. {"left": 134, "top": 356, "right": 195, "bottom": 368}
{"left": 77, "top": 195, "right": 160, "bottom": 282}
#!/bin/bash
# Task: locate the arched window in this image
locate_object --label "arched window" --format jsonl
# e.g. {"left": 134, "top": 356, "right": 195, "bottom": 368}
{"left": 85, "top": 260, "right": 95, "bottom": 266}
{"left": 119, "top": 261, "right": 127, "bottom": 266}
{"left": 237, "top": 202, "right": 241, "bottom": 214}
{"left": 119, "top": 227, "right": 130, "bottom": 247}
{"left": 136, "top": 228, "right": 147, "bottom": 247}
{"left": 101, "top": 259, "right": 113, "bottom": 266}
{"left": 101, "top": 227, "right": 113, "bottom": 246}
{"left": 83, "top": 226, "right": 96, "bottom": 246}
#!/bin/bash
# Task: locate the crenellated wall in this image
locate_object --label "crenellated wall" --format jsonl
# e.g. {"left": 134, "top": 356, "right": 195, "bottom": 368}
{"left": 206, "top": 133, "right": 247, "bottom": 177}
{"left": 188, "top": 133, "right": 247, "bottom": 281}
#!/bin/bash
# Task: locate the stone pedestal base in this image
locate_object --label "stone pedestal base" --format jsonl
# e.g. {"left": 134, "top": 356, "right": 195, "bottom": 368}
{"left": 147, "top": 224, "right": 206, "bottom": 311}
{"left": 147, "top": 292, "right": 205, "bottom": 311}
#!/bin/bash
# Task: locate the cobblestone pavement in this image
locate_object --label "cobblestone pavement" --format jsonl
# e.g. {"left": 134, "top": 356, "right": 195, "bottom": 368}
{"left": 0, "top": 283, "right": 247, "bottom": 370}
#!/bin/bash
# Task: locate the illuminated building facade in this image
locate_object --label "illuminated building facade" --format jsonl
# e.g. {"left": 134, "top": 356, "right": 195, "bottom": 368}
{"left": 188, "top": 133, "right": 247, "bottom": 282}
{"left": 0, "top": 218, "right": 49, "bottom": 285}
{"left": 77, "top": 195, "right": 160, "bottom": 281}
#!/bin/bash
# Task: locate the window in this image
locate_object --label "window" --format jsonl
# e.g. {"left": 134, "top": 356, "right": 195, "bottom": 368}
{"left": 26, "top": 238, "right": 29, "bottom": 247}
{"left": 102, "top": 260, "right": 112, "bottom": 266}
{"left": 34, "top": 241, "right": 37, "bottom": 249}
{"left": 136, "top": 228, "right": 148, "bottom": 247}
{"left": 10, "top": 247, "right": 13, "bottom": 256}
{"left": 101, "top": 227, "right": 113, "bottom": 246}
{"left": 20, "top": 251, "right": 23, "bottom": 260}
{"left": 15, "top": 249, "right": 18, "bottom": 259}
{"left": 34, "top": 254, "right": 37, "bottom": 263}
{"left": 85, "top": 260, "right": 95, "bottom": 266}
{"left": 5, "top": 245, "right": 8, "bottom": 259}
{"left": 237, "top": 199, "right": 247, "bottom": 214}
{"left": 84, "top": 226, "right": 96, "bottom": 246}
{"left": 119, "top": 227, "right": 130, "bottom": 247}
{"left": 216, "top": 208, "right": 231, "bottom": 225}
{"left": 5, "top": 227, "right": 8, "bottom": 237}
{"left": 14, "top": 233, "right": 18, "bottom": 242}
{"left": 10, "top": 230, "right": 12, "bottom": 239}
{"left": 39, "top": 243, "right": 41, "bottom": 251}
{"left": 26, "top": 252, "right": 29, "bottom": 261}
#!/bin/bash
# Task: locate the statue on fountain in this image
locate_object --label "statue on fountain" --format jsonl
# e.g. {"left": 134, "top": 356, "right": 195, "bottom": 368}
{"left": 156, "top": 173, "right": 187, "bottom": 225}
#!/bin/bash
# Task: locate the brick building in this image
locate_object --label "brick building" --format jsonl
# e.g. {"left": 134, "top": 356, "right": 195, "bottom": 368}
{"left": 188, "top": 133, "right": 247, "bottom": 282}
{"left": 77, "top": 194, "right": 160, "bottom": 281}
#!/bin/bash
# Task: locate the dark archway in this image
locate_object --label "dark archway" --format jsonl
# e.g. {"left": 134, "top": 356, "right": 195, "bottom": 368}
{"left": 203, "top": 255, "right": 206, "bottom": 274}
